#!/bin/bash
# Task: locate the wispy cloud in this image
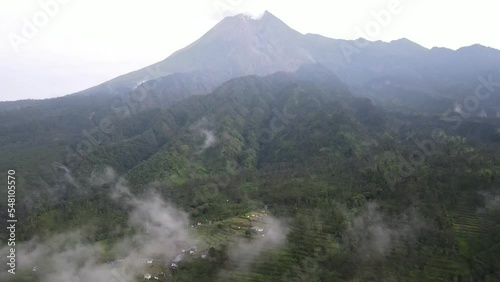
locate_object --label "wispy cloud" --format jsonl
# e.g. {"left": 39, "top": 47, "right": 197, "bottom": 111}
{"left": 344, "top": 202, "right": 425, "bottom": 259}
{"left": 1, "top": 171, "right": 194, "bottom": 281}
{"left": 200, "top": 129, "right": 217, "bottom": 149}
{"left": 217, "top": 215, "right": 289, "bottom": 279}
{"left": 478, "top": 191, "right": 500, "bottom": 213}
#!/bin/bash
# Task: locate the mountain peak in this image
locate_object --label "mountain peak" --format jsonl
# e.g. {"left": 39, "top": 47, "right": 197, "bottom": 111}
{"left": 257, "top": 10, "right": 295, "bottom": 31}
{"left": 228, "top": 10, "right": 279, "bottom": 21}
{"left": 201, "top": 10, "right": 302, "bottom": 44}
{"left": 222, "top": 10, "right": 292, "bottom": 30}
{"left": 260, "top": 10, "right": 278, "bottom": 21}
{"left": 457, "top": 43, "right": 494, "bottom": 51}
{"left": 389, "top": 38, "right": 426, "bottom": 49}
{"left": 137, "top": 9, "right": 310, "bottom": 78}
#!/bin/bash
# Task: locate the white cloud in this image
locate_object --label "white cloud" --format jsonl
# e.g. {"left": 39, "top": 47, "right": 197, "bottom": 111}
{"left": 201, "top": 129, "right": 217, "bottom": 150}
{"left": 344, "top": 202, "right": 425, "bottom": 259}
{"left": 0, "top": 177, "right": 194, "bottom": 281}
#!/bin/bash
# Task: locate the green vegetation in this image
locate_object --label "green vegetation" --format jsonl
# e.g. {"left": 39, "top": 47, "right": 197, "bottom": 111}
{"left": 2, "top": 67, "right": 500, "bottom": 281}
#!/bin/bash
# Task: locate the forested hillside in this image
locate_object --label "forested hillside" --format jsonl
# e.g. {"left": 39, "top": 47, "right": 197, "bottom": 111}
{"left": 2, "top": 65, "right": 500, "bottom": 281}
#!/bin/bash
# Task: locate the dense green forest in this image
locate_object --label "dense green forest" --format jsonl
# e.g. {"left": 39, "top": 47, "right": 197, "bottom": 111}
{"left": 1, "top": 66, "right": 500, "bottom": 281}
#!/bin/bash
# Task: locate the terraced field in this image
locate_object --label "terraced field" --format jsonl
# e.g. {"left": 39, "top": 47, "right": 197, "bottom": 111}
{"left": 170, "top": 197, "right": 500, "bottom": 282}
{"left": 193, "top": 225, "right": 236, "bottom": 250}
{"left": 189, "top": 211, "right": 271, "bottom": 252}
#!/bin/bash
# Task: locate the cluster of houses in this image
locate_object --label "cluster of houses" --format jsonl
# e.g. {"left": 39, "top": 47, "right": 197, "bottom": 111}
{"left": 143, "top": 271, "right": 168, "bottom": 280}
{"left": 191, "top": 220, "right": 215, "bottom": 228}
{"left": 249, "top": 211, "right": 268, "bottom": 221}
{"left": 240, "top": 211, "right": 268, "bottom": 235}
{"left": 107, "top": 258, "right": 167, "bottom": 281}
{"left": 250, "top": 226, "right": 265, "bottom": 233}
{"left": 170, "top": 246, "right": 201, "bottom": 270}
{"left": 144, "top": 209, "right": 271, "bottom": 280}
{"left": 143, "top": 273, "right": 160, "bottom": 280}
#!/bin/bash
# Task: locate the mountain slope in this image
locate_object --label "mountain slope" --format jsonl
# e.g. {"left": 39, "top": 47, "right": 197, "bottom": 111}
{"left": 3, "top": 11, "right": 500, "bottom": 116}
{"left": 69, "top": 11, "right": 500, "bottom": 116}
{"left": 77, "top": 11, "right": 315, "bottom": 97}
{"left": 3, "top": 11, "right": 500, "bottom": 282}
{"left": 9, "top": 65, "right": 500, "bottom": 281}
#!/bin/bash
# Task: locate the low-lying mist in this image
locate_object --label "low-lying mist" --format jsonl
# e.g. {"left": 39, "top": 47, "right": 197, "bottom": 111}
{"left": 344, "top": 202, "right": 426, "bottom": 259}
{"left": 1, "top": 167, "right": 290, "bottom": 281}
{"left": 1, "top": 168, "right": 193, "bottom": 281}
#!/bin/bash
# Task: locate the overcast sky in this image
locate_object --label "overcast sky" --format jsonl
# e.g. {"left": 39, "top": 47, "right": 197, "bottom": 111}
{"left": 1, "top": 0, "right": 499, "bottom": 101}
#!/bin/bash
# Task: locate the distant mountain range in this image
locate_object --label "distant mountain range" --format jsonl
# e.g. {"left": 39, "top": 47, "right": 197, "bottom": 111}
{"left": 2, "top": 11, "right": 500, "bottom": 282}
{"left": 3, "top": 11, "right": 500, "bottom": 115}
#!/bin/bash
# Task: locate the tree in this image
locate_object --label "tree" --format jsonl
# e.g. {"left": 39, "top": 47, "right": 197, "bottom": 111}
{"left": 208, "top": 247, "right": 216, "bottom": 258}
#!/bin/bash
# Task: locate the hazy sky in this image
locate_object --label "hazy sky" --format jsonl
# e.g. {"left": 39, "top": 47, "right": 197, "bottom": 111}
{"left": 1, "top": 0, "right": 499, "bottom": 101}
